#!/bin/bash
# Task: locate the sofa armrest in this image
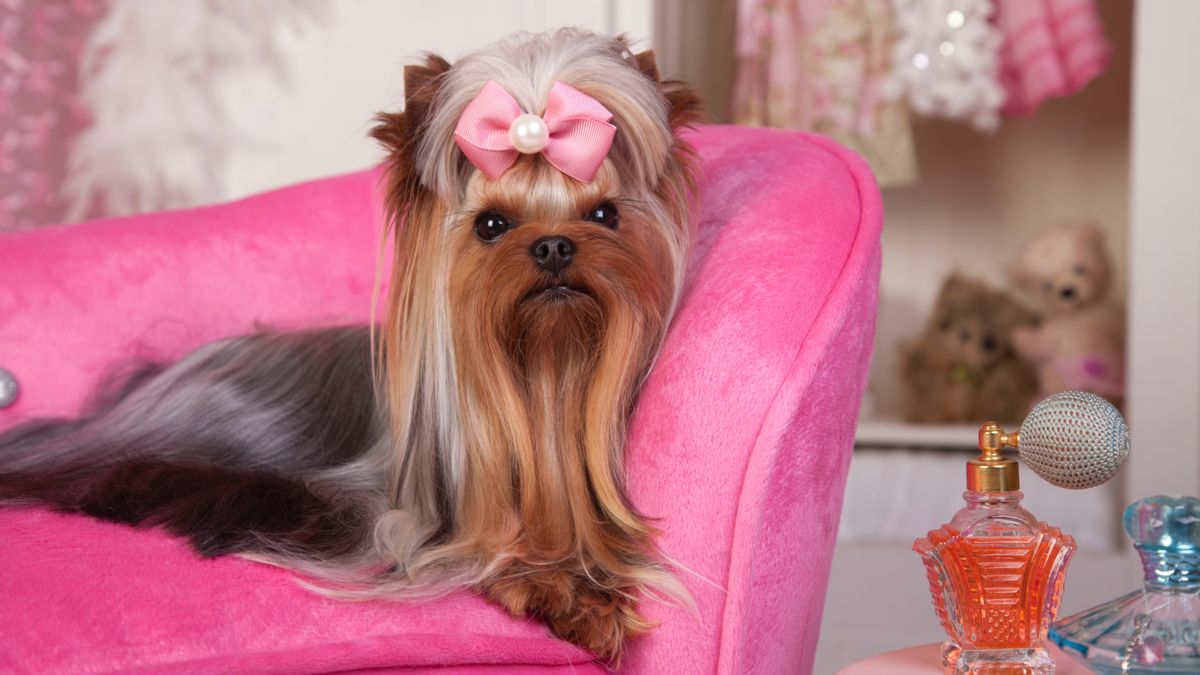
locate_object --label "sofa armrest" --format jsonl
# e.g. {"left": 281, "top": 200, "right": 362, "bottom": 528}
{"left": 623, "top": 127, "right": 882, "bottom": 673}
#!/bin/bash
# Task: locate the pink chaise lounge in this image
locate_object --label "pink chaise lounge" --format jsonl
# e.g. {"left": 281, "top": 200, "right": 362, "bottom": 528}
{"left": 0, "top": 125, "right": 881, "bottom": 674}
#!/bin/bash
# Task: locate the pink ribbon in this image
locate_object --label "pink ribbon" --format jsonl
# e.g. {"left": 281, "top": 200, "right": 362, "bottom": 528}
{"left": 452, "top": 80, "right": 617, "bottom": 183}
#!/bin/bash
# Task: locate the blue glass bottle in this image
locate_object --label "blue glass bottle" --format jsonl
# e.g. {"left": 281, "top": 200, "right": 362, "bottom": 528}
{"left": 1050, "top": 495, "right": 1200, "bottom": 673}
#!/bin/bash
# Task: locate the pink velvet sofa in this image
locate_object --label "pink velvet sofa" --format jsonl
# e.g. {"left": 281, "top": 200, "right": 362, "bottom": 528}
{"left": 0, "top": 126, "right": 881, "bottom": 674}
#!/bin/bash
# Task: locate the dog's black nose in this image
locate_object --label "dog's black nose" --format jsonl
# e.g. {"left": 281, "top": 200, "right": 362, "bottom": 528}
{"left": 1060, "top": 286, "right": 1077, "bottom": 300}
{"left": 530, "top": 236, "right": 575, "bottom": 273}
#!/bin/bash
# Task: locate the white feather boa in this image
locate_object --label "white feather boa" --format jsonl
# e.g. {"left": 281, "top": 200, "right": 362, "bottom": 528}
{"left": 64, "top": 0, "right": 326, "bottom": 221}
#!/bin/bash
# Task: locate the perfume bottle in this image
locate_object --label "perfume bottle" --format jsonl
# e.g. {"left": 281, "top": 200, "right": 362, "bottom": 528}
{"left": 914, "top": 422, "right": 1077, "bottom": 674}
{"left": 1049, "top": 495, "right": 1200, "bottom": 674}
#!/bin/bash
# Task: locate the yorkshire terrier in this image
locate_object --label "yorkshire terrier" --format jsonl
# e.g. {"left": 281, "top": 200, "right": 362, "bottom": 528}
{"left": 0, "top": 29, "right": 701, "bottom": 660}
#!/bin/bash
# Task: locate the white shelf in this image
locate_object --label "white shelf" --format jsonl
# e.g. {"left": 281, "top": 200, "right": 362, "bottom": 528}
{"left": 855, "top": 418, "right": 981, "bottom": 450}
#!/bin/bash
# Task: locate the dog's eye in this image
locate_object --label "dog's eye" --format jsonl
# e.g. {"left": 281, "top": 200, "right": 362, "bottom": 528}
{"left": 584, "top": 203, "right": 619, "bottom": 229}
{"left": 475, "top": 212, "right": 513, "bottom": 242}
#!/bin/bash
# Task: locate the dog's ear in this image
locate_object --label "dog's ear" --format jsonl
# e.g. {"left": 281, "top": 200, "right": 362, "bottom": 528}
{"left": 661, "top": 78, "right": 704, "bottom": 131}
{"left": 370, "top": 53, "right": 453, "bottom": 221}
{"left": 637, "top": 50, "right": 704, "bottom": 215}
{"left": 371, "top": 53, "right": 452, "bottom": 156}
{"left": 628, "top": 48, "right": 704, "bottom": 131}
{"left": 633, "top": 49, "right": 660, "bottom": 82}
{"left": 400, "top": 54, "right": 452, "bottom": 134}
{"left": 372, "top": 55, "right": 454, "bottom": 427}
{"left": 937, "top": 272, "right": 984, "bottom": 315}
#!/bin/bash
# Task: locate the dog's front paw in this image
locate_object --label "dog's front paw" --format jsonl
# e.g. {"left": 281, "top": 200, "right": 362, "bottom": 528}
{"left": 484, "top": 565, "right": 651, "bottom": 661}
{"left": 546, "top": 581, "right": 653, "bottom": 662}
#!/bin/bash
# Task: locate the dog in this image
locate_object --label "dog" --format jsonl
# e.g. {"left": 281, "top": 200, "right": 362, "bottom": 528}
{"left": 0, "top": 29, "right": 702, "bottom": 660}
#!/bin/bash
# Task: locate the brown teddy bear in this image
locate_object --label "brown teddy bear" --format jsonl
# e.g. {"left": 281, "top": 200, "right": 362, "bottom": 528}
{"left": 1007, "top": 222, "right": 1125, "bottom": 407}
{"left": 899, "top": 274, "right": 1039, "bottom": 424}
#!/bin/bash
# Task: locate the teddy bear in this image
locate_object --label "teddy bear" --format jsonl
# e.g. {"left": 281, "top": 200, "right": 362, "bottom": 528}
{"left": 899, "top": 273, "right": 1039, "bottom": 424}
{"left": 1007, "top": 222, "right": 1125, "bottom": 407}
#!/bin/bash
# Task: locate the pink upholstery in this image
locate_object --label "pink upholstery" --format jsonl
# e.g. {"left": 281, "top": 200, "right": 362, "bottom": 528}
{"left": 0, "top": 125, "right": 881, "bottom": 674}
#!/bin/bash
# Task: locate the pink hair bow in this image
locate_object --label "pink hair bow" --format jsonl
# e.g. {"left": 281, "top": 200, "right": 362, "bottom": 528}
{"left": 453, "top": 80, "right": 617, "bottom": 183}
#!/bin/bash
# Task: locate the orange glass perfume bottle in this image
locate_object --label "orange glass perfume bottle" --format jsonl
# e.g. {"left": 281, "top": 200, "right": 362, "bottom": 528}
{"left": 914, "top": 422, "right": 1076, "bottom": 674}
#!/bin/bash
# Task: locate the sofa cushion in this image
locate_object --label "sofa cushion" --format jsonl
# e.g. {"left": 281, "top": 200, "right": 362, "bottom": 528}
{"left": 0, "top": 509, "right": 601, "bottom": 674}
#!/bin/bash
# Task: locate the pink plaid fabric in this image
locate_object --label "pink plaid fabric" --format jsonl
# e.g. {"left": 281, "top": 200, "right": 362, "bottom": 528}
{"left": 995, "top": 0, "right": 1112, "bottom": 115}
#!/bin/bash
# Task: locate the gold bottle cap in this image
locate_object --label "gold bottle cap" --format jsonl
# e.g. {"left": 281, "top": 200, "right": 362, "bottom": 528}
{"left": 967, "top": 422, "right": 1020, "bottom": 492}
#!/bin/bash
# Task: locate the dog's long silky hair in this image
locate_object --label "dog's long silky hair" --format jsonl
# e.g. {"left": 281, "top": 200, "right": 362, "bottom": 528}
{"left": 0, "top": 30, "right": 701, "bottom": 659}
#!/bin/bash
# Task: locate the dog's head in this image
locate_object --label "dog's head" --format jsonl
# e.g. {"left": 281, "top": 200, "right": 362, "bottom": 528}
{"left": 375, "top": 31, "right": 698, "bottom": 360}
{"left": 370, "top": 30, "right": 701, "bottom": 657}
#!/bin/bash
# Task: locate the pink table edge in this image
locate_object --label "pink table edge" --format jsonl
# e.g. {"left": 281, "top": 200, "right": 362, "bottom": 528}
{"left": 836, "top": 642, "right": 1091, "bottom": 674}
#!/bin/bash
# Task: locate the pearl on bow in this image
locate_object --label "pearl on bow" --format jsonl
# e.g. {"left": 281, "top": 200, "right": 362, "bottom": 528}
{"left": 508, "top": 113, "right": 550, "bottom": 154}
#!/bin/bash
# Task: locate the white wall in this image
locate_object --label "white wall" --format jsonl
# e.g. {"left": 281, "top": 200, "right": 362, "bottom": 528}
{"left": 216, "top": 1, "right": 652, "bottom": 202}
{"left": 1126, "top": 0, "right": 1200, "bottom": 501}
